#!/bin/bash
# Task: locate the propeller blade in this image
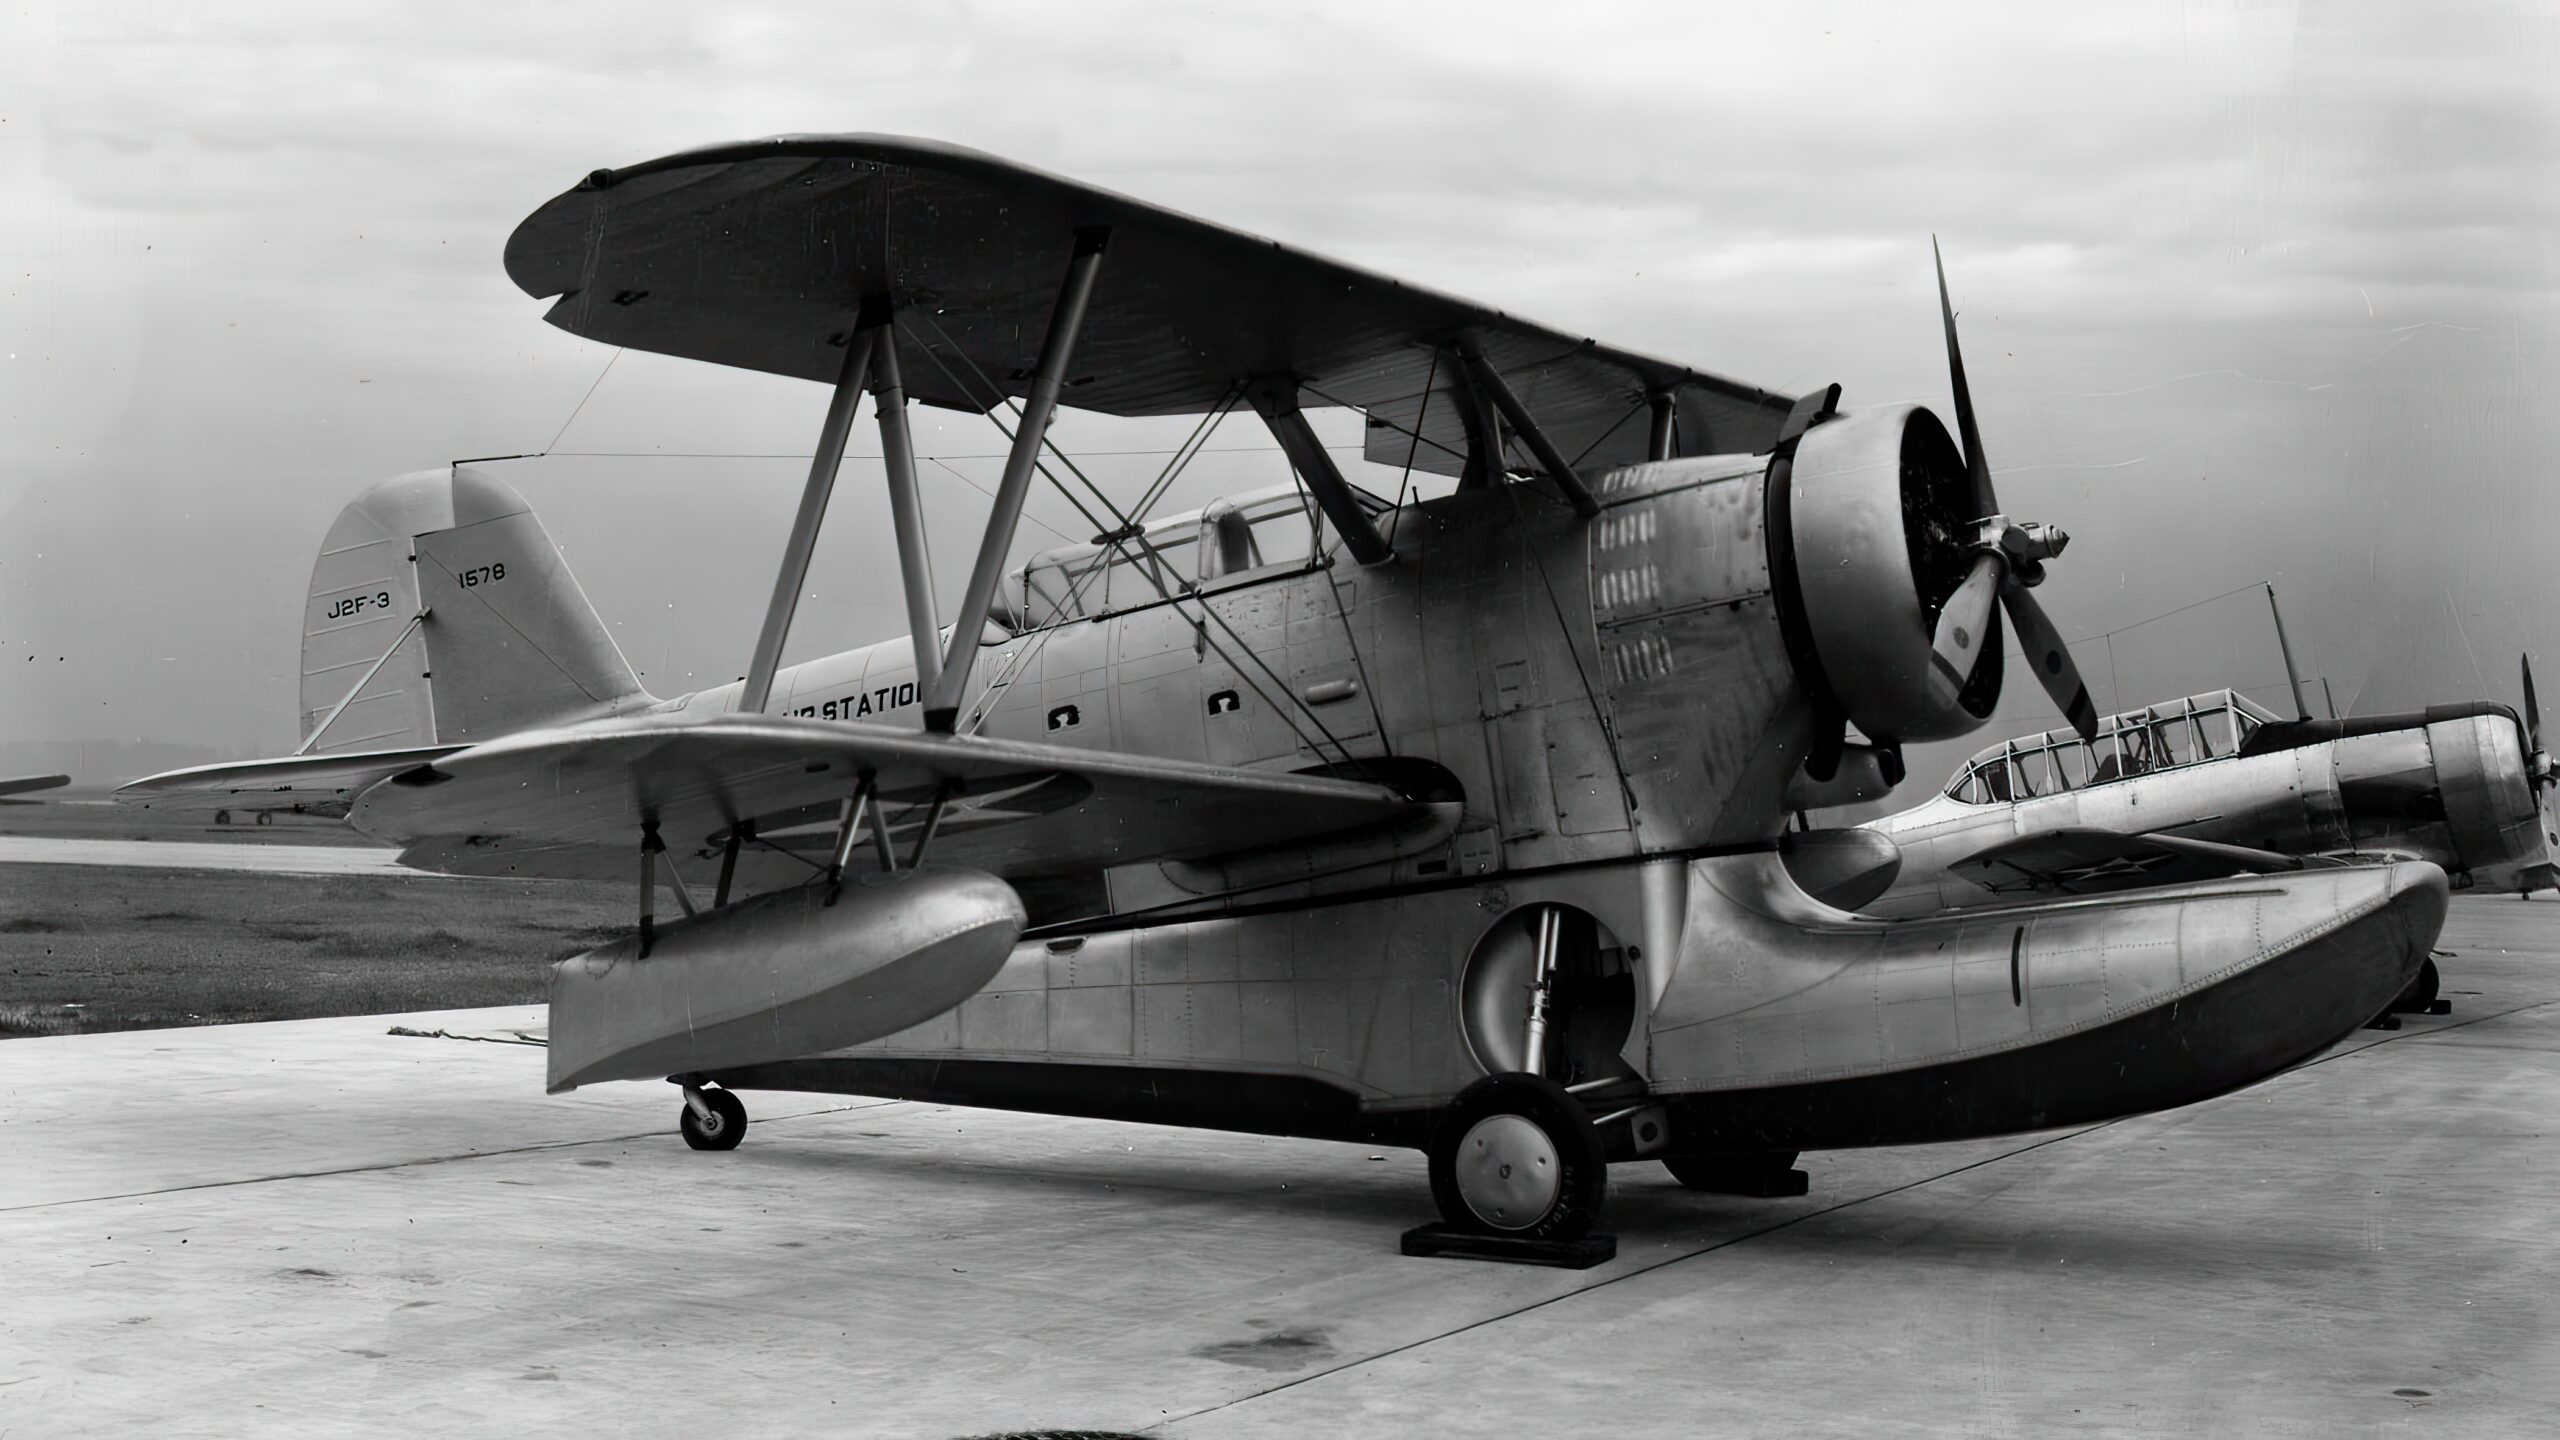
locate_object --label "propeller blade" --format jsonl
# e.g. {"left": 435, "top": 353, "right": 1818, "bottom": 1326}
{"left": 1933, "top": 237, "right": 1996, "bottom": 519}
{"left": 1804, "top": 702, "right": 1848, "bottom": 784}
{"left": 2525, "top": 653, "right": 2541, "bottom": 755}
{"left": 1930, "top": 551, "right": 2006, "bottom": 699}
{"left": 2002, "top": 584, "right": 2099, "bottom": 741}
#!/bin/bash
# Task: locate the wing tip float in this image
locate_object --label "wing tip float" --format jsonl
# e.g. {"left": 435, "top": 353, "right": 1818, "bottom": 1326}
{"left": 546, "top": 867, "right": 1026, "bottom": 1092}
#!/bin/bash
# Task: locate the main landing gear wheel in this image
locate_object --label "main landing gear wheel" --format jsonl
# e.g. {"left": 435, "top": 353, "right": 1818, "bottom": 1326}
{"left": 1427, "top": 1073, "right": 1607, "bottom": 1241}
{"left": 679, "top": 1087, "right": 747, "bottom": 1151}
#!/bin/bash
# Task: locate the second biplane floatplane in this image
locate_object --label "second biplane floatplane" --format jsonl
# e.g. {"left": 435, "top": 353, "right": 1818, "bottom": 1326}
{"left": 126, "top": 136, "right": 2444, "bottom": 1247}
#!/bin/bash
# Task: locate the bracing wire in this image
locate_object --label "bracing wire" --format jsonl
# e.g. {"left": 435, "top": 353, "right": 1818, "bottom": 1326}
{"left": 902, "top": 308, "right": 1360, "bottom": 766}
{"left": 542, "top": 348, "right": 623, "bottom": 454}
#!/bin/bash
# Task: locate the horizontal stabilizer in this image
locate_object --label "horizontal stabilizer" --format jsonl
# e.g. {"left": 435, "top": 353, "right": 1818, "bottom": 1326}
{"left": 116, "top": 746, "right": 468, "bottom": 816}
{"left": 350, "top": 712, "right": 1418, "bottom": 885}
{"left": 1950, "top": 825, "right": 2329, "bottom": 898}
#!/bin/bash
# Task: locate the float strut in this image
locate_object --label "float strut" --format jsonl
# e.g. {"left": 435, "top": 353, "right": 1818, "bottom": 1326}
{"left": 713, "top": 821, "right": 749, "bottom": 909}
{"left": 907, "top": 782, "right": 954, "bottom": 868}
{"left": 656, "top": 850, "right": 699, "bottom": 919}
{"left": 867, "top": 783, "right": 900, "bottom": 873}
{"left": 825, "top": 777, "right": 877, "bottom": 903}
{"left": 637, "top": 821, "right": 664, "bottom": 958}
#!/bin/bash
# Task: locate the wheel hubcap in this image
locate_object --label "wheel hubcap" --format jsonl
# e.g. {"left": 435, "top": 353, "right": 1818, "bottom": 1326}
{"left": 1454, "top": 1113, "right": 1561, "bottom": 1230}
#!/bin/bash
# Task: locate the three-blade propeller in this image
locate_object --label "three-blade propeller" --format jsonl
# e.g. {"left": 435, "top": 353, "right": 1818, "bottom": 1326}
{"left": 1925, "top": 240, "right": 2099, "bottom": 742}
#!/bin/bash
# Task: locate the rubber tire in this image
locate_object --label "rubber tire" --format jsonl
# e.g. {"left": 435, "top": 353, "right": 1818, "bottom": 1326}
{"left": 1427, "top": 1072, "right": 1608, "bottom": 1241}
{"left": 679, "top": 1089, "right": 748, "bottom": 1151}
{"left": 213, "top": 809, "right": 230, "bottom": 827}
{"left": 2390, "top": 957, "right": 2441, "bottom": 1013}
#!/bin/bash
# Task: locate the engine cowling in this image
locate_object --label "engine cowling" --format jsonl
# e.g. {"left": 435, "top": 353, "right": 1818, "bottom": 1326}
{"left": 1770, "top": 404, "right": 1997, "bottom": 744}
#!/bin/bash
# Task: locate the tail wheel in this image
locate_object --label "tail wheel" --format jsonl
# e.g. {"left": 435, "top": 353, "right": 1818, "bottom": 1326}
{"left": 679, "top": 1087, "right": 748, "bottom": 1151}
{"left": 1427, "top": 1073, "right": 1608, "bottom": 1241}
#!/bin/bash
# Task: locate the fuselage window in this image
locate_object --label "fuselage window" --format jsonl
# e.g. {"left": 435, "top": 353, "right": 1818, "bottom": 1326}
{"left": 2050, "top": 742, "right": 2089, "bottom": 791}
{"left": 2153, "top": 720, "right": 2196, "bottom": 768}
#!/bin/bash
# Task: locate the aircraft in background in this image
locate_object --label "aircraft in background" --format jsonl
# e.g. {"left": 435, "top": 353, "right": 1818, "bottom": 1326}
{"left": 0, "top": 774, "right": 71, "bottom": 806}
{"left": 122, "top": 136, "right": 2440, "bottom": 1252}
{"left": 1784, "top": 664, "right": 2556, "bottom": 1017}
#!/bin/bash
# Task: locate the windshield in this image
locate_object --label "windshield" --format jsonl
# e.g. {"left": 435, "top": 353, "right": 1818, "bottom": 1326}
{"left": 1944, "top": 689, "right": 2279, "bottom": 804}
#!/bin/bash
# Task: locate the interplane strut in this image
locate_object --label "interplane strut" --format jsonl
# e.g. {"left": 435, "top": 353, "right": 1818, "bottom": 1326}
{"left": 925, "top": 226, "right": 1112, "bottom": 731}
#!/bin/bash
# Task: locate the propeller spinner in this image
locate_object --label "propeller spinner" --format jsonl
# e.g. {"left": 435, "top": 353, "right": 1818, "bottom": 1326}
{"left": 1923, "top": 241, "right": 2099, "bottom": 742}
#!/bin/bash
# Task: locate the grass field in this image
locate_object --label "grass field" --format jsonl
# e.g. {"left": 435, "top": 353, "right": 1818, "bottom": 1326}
{"left": 0, "top": 865, "right": 626, "bottom": 1038}
{"left": 0, "top": 787, "right": 384, "bottom": 847}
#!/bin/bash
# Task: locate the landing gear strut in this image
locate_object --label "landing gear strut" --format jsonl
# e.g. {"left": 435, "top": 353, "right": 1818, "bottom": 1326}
{"left": 677, "top": 1083, "right": 747, "bottom": 1151}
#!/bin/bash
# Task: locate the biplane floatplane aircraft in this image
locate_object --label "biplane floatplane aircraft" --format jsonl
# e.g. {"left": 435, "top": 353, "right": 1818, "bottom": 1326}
{"left": 124, "top": 136, "right": 2448, "bottom": 1249}
{"left": 1782, "top": 656, "right": 2558, "bottom": 1022}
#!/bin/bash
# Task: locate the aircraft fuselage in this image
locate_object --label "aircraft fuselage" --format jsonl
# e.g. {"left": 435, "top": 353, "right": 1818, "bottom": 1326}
{"left": 1865, "top": 704, "right": 2559, "bottom": 917}
{"left": 589, "top": 458, "right": 2439, "bottom": 1158}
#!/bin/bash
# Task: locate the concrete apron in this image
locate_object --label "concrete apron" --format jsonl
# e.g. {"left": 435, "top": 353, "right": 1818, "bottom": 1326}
{"left": 4, "top": 898, "right": 2556, "bottom": 1438}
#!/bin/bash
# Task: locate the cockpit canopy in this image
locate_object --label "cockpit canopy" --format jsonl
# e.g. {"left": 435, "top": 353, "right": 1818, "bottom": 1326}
{"left": 1944, "top": 689, "right": 2282, "bottom": 804}
{"left": 1007, "top": 481, "right": 1385, "bottom": 631}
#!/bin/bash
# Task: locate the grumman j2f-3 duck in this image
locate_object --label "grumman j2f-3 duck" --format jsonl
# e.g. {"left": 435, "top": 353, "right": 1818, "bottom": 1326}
{"left": 125, "top": 137, "right": 2448, "bottom": 1259}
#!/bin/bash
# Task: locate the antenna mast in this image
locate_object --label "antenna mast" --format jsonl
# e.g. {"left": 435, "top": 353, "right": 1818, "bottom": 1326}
{"left": 2266, "top": 583, "right": 2311, "bottom": 722}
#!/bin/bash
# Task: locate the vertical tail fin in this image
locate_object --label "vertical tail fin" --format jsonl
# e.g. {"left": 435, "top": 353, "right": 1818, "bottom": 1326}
{"left": 300, "top": 465, "right": 651, "bottom": 752}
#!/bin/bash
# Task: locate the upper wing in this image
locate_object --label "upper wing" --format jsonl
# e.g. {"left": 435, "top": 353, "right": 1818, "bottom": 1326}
{"left": 1948, "top": 826, "right": 2325, "bottom": 898}
{"left": 116, "top": 746, "right": 466, "bottom": 817}
{"left": 502, "top": 135, "right": 1791, "bottom": 481}
{"left": 347, "top": 713, "right": 1418, "bottom": 887}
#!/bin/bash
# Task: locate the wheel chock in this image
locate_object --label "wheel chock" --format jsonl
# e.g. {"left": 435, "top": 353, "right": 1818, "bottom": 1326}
{"left": 1399, "top": 1223, "right": 1616, "bottom": 1269}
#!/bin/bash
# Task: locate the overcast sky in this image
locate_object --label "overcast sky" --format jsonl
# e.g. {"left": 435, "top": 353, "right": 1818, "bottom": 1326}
{"left": 3, "top": 1, "right": 2555, "bottom": 787}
